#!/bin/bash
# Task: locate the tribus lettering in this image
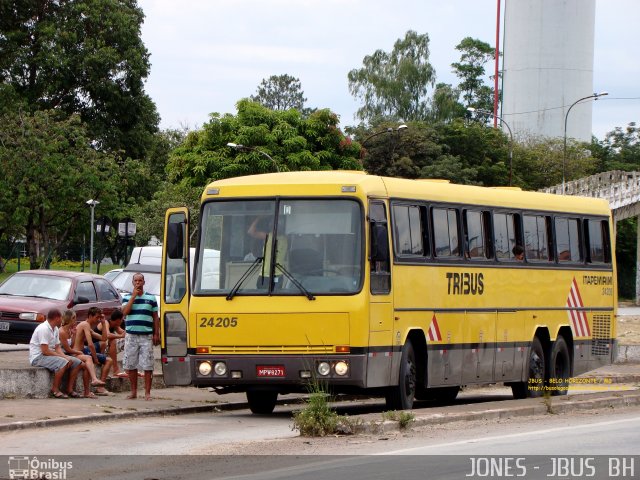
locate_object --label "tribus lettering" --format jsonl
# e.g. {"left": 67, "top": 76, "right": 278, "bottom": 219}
{"left": 446, "top": 272, "right": 484, "bottom": 295}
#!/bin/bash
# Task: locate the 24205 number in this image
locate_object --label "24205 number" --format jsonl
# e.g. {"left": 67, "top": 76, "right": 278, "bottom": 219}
{"left": 199, "top": 317, "right": 238, "bottom": 328}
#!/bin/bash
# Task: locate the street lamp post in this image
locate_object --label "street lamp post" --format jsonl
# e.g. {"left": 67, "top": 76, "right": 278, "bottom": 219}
{"left": 468, "top": 108, "right": 514, "bottom": 186}
{"left": 359, "top": 124, "right": 408, "bottom": 160}
{"left": 227, "top": 143, "right": 279, "bottom": 172}
{"left": 86, "top": 199, "right": 99, "bottom": 273}
{"left": 562, "top": 91, "right": 608, "bottom": 194}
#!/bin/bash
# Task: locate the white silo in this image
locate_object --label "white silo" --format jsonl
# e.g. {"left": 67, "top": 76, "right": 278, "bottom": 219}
{"left": 501, "top": 0, "right": 596, "bottom": 142}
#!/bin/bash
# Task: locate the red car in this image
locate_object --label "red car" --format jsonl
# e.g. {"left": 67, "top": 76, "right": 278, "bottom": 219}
{"left": 0, "top": 270, "right": 122, "bottom": 344}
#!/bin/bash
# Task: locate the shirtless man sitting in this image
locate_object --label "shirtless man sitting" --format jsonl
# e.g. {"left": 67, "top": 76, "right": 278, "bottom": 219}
{"left": 72, "top": 307, "right": 112, "bottom": 395}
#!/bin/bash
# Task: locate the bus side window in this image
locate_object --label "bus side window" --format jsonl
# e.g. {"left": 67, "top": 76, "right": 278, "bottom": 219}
{"left": 584, "top": 218, "right": 611, "bottom": 264}
{"left": 555, "top": 217, "right": 582, "bottom": 263}
{"left": 432, "top": 207, "right": 460, "bottom": 258}
{"left": 523, "top": 214, "right": 552, "bottom": 262}
{"left": 464, "top": 210, "right": 492, "bottom": 260}
{"left": 392, "top": 204, "right": 427, "bottom": 257}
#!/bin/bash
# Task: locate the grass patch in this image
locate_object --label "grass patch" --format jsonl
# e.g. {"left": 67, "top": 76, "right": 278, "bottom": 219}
{"left": 292, "top": 382, "right": 360, "bottom": 436}
{"left": 382, "top": 410, "right": 415, "bottom": 429}
{"left": 542, "top": 391, "right": 555, "bottom": 414}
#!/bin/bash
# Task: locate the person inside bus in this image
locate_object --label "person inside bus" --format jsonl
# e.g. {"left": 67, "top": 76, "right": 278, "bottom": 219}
{"left": 248, "top": 216, "right": 288, "bottom": 287}
{"left": 512, "top": 245, "right": 525, "bottom": 261}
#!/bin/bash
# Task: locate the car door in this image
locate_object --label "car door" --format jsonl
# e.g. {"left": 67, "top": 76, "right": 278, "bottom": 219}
{"left": 73, "top": 280, "right": 98, "bottom": 322}
{"left": 94, "top": 278, "right": 121, "bottom": 318}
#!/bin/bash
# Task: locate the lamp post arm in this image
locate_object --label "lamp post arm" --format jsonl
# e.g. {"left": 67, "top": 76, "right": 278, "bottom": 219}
{"left": 562, "top": 92, "right": 607, "bottom": 194}
{"left": 227, "top": 143, "right": 279, "bottom": 172}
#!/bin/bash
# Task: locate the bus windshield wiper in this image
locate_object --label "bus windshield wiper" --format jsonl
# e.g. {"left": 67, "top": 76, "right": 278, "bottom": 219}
{"left": 275, "top": 263, "right": 315, "bottom": 301}
{"left": 226, "top": 257, "right": 263, "bottom": 301}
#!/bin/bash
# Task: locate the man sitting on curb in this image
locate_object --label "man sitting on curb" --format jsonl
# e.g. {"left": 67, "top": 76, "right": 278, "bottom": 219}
{"left": 29, "top": 308, "right": 85, "bottom": 398}
{"left": 72, "top": 306, "right": 112, "bottom": 395}
{"left": 96, "top": 309, "right": 127, "bottom": 378}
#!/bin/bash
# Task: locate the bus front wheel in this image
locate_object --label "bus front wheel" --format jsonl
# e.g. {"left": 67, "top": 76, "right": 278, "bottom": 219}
{"left": 385, "top": 340, "right": 416, "bottom": 410}
{"left": 247, "top": 390, "right": 278, "bottom": 414}
{"left": 511, "top": 336, "right": 546, "bottom": 399}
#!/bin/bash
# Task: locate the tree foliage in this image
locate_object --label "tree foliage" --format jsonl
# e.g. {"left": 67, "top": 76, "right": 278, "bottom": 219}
{"left": 250, "top": 74, "right": 307, "bottom": 112}
{"left": 451, "top": 37, "right": 495, "bottom": 110}
{"left": 0, "top": 0, "right": 159, "bottom": 159}
{"left": 167, "top": 100, "right": 362, "bottom": 188}
{"left": 0, "top": 109, "right": 119, "bottom": 267}
{"left": 348, "top": 30, "right": 436, "bottom": 123}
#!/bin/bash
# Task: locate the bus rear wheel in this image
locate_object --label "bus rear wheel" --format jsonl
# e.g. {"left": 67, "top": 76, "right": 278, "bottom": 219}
{"left": 385, "top": 340, "right": 416, "bottom": 410}
{"left": 511, "top": 336, "right": 546, "bottom": 399}
{"left": 550, "top": 335, "right": 570, "bottom": 396}
{"left": 246, "top": 390, "right": 278, "bottom": 414}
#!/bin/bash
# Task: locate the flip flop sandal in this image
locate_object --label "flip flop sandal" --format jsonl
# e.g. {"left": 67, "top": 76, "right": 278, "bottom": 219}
{"left": 84, "top": 392, "right": 97, "bottom": 399}
{"left": 50, "top": 391, "right": 68, "bottom": 399}
{"left": 115, "top": 372, "right": 129, "bottom": 378}
{"left": 95, "top": 390, "right": 110, "bottom": 396}
{"left": 67, "top": 391, "right": 81, "bottom": 398}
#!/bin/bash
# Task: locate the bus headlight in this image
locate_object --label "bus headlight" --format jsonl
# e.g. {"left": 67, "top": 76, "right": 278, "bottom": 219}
{"left": 334, "top": 361, "right": 349, "bottom": 376}
{"left": 198, "top": 361, "right": 212, "bottom": 376}
{"left": 317, "top": 362, "right": 331, "bottom": 376}
{"left": 214, "top": 362, "right": 227, "bottom": 376}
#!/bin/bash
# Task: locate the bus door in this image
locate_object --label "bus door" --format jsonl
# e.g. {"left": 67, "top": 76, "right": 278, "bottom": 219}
{"left": 161, "top": 207, "right": 191, "bottom": 386}
{"left": 367, "top": 201, "right": 393, "bottom": 387}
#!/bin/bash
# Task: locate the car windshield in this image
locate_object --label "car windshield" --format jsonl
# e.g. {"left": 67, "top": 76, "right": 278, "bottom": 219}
{"left": 111, "top": 271, "right": 161, "bottom": 296}
{"left": 192, "top": 198, "right": 363, "bottom": 296}
{"left": 0, "top": 274, "right": 72, "bottom": 301}
{"left": 103, "top": 269, "right": 122, "bottom": 282}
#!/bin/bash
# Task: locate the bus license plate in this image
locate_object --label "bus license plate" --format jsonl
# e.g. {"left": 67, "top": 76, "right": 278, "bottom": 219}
{"left": 256, "top": 366, "right": 285, "bottom": 377}
{"left": 0, "top": 322, "right": 9, "bottom": 331}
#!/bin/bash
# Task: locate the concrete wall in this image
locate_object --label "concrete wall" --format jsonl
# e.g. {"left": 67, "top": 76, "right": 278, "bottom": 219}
{"left": 501, "top": 0, "right": 596, "bottom": 141}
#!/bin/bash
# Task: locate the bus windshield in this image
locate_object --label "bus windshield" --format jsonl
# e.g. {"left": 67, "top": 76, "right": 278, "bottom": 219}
{"left": 193, "top": 198, "right": 363, "bottom": 296}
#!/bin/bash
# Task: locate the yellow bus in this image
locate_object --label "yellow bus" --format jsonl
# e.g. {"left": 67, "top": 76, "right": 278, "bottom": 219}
{"left": 160, "top": 171, "right": 616, "bottom": 413}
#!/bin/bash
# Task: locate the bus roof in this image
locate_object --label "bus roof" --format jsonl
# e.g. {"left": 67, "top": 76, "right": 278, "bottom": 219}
{"left": 203, "top": 171, "right": 610, "bottom": 216}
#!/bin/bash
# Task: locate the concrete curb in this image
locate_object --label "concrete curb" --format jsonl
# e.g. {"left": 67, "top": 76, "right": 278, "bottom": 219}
{"left": 3, "top": 388, "right": 639, "bottom": 434}
{"left": 617, "top": 345, "right": 640, "bottom": 363}
{"left": 362, "top": 390, "right": 640, "bottom": 434}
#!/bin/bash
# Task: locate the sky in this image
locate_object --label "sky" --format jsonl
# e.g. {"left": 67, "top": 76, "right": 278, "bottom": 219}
{"left": 137, "top": 0, "right": 639, "bottom": 141}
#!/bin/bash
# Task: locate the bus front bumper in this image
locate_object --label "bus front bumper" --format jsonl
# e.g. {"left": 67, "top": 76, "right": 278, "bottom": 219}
{"left": 164, "top": 353, "right": 368, "bottom": 392}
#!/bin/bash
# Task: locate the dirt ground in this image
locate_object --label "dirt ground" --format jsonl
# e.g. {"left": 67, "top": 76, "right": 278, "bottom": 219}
{"left": 617, "top": 315, "right": 640, "bottom": 345}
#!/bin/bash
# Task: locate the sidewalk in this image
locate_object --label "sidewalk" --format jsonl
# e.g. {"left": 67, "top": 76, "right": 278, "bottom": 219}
{"left": 1, "top": 362, "right": 639, "bottom": 433}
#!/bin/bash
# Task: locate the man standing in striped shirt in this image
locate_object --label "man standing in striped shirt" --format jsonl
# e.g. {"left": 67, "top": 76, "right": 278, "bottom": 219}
{"left": 122, "top": 272, "right": 159, "bottom": 400}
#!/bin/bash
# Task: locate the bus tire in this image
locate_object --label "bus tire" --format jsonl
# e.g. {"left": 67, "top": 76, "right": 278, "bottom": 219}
{"left": 549, "top": 335, "right": 570, "bottom": 396}
{"left": 246, "top": 390, "right": 278, "bottom": 414}
{"left": 385, "top": 340, "right": 416, "bottom": 410}
{"left": 511, "top": 336, "right": 546, "bottom": 399}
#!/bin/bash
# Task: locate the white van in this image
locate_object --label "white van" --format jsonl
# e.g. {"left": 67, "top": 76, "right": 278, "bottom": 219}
{"left": 128, "top": 246, "right": 162, "bottom": 267}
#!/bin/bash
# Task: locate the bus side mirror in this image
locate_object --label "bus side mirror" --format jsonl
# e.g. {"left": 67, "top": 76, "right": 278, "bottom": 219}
{"left": 371, "top": 223, "right": 389, "bottom": 263}
{"left": 167, "top": 222, "right": 184, "bottom": 260}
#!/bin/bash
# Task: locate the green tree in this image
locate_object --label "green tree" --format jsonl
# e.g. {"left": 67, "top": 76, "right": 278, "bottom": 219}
{"left": 250, "top": 74, "right": 307, "bottom": 112}
{"left": 429, "top": 83, "right": 465, "bottom": 123}
{"left": 591, "top": 122, "right": 640, "bottom": 172}
{"left": 348, "top": 30, "right": 436, "bottom": 123}
{"left": 0, "top": 0, "right": 159, "bottom": 160}
{"left": 451, "top": 37, "right": 495, "bottom": 110}
{"left": 167, "top": 100, "right": 362, "bottom": 188}
{"left": 0, "top": 109, "right": 120, "bottom": 267}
